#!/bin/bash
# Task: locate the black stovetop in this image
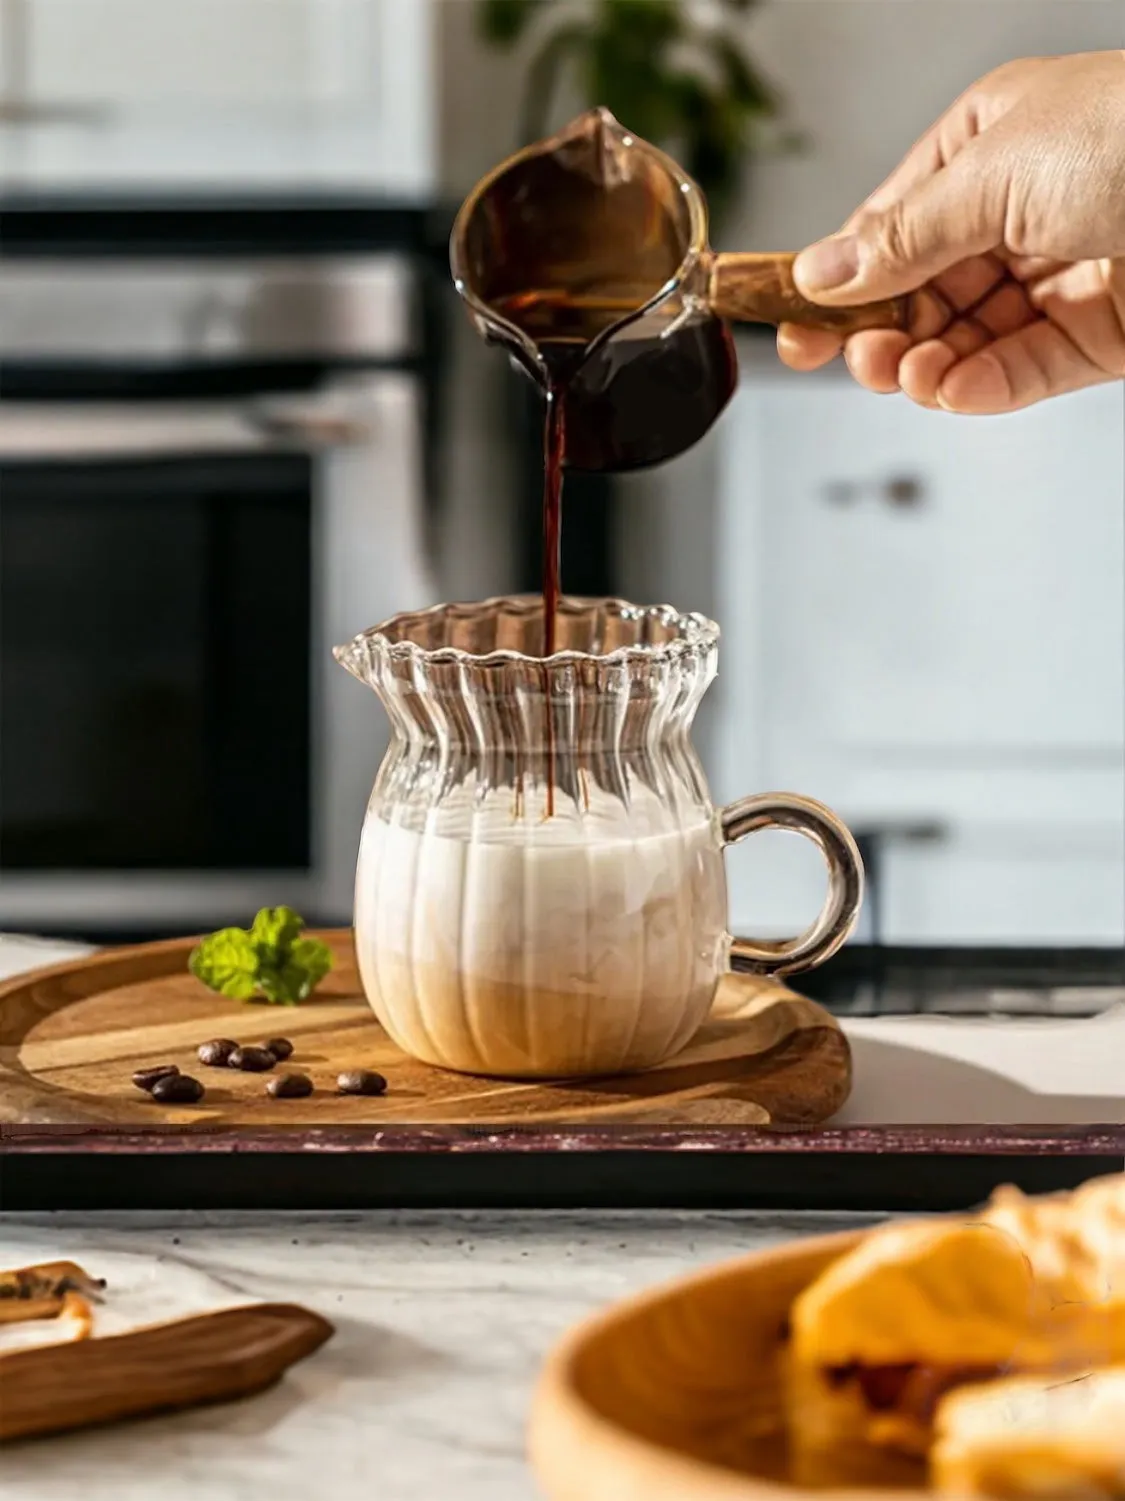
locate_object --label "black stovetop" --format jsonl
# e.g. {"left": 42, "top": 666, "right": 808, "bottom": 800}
{"left": 789, "top": 945, "right": 1125, "bottom": 1019}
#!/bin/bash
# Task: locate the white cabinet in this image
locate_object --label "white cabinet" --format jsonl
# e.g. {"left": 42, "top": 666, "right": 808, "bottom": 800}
{"left": 27, "top": 0, "right": 409, "bottom": 107}
{"left": 0, "top": 0, "right": 435, "bottom": 193}
{"left": 714, "top": 377, "right": 1125, "bottom": 945}
{"left": 727, "top": 381, "right": 1124, "bottom": 760}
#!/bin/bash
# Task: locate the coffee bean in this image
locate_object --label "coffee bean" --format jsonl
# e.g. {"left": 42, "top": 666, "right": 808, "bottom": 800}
{"left": 265, "top": 1037, "right": 294, "bottom": 1062}
{"left": 151, "top": 1073, "right": 205, "bottom": 1104}
{"left": 336, "top": 1069, "right": 387, "bottom": 1097}
{"left": 132, "top": 1064, "right": 180, "bottom": 1093}
{"left": 229, "top": 1045, "right": 276, "bottom": 1073}
{"left": 267, "top": 1071, "right": 313, "bottom": 1099}
{"left": 197, "top": 1038, "right": 239, "bottom": 1068}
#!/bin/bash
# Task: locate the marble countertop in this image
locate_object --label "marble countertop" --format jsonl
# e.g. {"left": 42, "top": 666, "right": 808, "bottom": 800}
{"left": 0, "top": 1208, "right": 882, "bottom": 1500}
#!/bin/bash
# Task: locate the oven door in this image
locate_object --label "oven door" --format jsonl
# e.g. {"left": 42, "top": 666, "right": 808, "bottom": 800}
{"left": 0, "top": 377, "right": 435, "bottom": 933}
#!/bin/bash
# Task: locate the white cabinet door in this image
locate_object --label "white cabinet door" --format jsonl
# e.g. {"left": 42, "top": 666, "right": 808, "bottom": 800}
{"left": 714, "top": 375, "right": 1124, "bottom": 945}
{"left": 4, "top": 0, "right": 435, "bottom": 193}
{"left": 882, "top": 823, "right": 1125, "bottom": 946}
{"left": 717, "top": 812, "right": 1125, "bottom": 947}
{"left": 29, "top": 0, "right": 324, "bottom": 104}
{"left": 729, "top": 379, "right": 1124, "bottom": 761}
{"left": 26, "top": 0, "right": 413, "bottom": 106}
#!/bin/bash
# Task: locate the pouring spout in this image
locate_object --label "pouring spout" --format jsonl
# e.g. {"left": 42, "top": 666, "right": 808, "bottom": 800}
{"left": 553, "top": 106, "right": 638, "bottom": 189}
{"left": 569, "top": 105, "right": 620, "bottom": 137}
{"left": 332, "top": 636, "right": 376, "bottom": 689}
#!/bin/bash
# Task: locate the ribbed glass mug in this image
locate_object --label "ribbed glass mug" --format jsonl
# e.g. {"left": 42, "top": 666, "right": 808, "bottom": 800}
{"left": 334, "top": 597, "right": 863, "bottom": 1079}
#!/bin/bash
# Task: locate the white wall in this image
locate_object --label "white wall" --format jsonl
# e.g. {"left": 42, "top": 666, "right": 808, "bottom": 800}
{"left": 720, "top": 0, "right": 1125, "bottom": 251}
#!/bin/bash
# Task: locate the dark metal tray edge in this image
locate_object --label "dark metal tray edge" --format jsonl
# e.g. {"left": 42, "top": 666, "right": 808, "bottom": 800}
{"left": 4, "top": 1123, "right": 1124, "bottom": 1154}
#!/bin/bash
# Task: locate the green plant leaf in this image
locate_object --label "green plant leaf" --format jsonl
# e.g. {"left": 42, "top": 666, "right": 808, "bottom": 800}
{"left": 189, "top": 927, "right": 260, "bottom": 1000}
{"left": 601, "top": 0, "right": 680, "bottom": 51}
{"left": 585, "top": 28, "right": 681, "bottom": 146}
{"left": 476, "top": 0, "right": 548, "bottom": 47}
{"left": 664, "top": 72, "right": 740, "bottom": 216}
{"left": 284, "top": 937, "right": 334, "bottom": 1003}
{"left": 249, "top": 904, "right": 304, "bottom": 956}
{"left": 518, "top": 19, "right": 593, "bottom": 143}
{"left": 711, "top": 33, "right": 778, "bottom": 114}
{"left": 255, "top": 938, "right": 333, "bottom": 1006}
{"left": 189, "top": 909, "right": 333, "bottom": 1005}
{"left": 478, "top": 0, "right": 805, "bottom": 209}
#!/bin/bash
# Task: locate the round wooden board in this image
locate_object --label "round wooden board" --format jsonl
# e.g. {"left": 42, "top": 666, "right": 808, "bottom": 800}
{"left": 0, "top": 932, "right": 850, "bottom": 1129}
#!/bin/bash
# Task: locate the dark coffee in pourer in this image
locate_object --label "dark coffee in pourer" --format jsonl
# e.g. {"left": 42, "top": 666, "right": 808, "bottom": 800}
{"left": 450, "top": 107, "right": 908, "bottom": 653}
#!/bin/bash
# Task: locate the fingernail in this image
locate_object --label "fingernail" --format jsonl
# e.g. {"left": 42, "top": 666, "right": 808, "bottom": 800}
{"left": 795, "top": 236, "right": 860, "bottom": 293}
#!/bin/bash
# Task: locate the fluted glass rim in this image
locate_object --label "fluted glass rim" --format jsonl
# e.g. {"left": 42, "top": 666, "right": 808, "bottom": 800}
{"left": 333, "top": 594, "right": 719, "bottom": 669}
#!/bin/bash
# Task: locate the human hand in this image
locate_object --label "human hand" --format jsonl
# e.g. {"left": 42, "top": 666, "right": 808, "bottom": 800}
{"left": 778, "top": 51, "right": 1125, "bottom": 413}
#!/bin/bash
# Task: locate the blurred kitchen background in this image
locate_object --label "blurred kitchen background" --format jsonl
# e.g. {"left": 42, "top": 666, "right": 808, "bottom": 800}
{"left": 0, "top": 0, "right": 1121, "bottom": 969}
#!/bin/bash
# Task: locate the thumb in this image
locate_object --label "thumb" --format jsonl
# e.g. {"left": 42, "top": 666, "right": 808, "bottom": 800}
{"left": 793, "top": 143, "right": 1008, "bottom": 303}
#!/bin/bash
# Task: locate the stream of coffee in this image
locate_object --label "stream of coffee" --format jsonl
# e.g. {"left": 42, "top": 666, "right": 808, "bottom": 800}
{"left": 490, "top": 283, "right": 736, "bottom": 819}
{"left": 493, "top": 288, "right": 737, "bottom": 655}
{"left": 493, "top": 288, "right": 607, "bottom": 657}
{"left": 541, "top": 391, "right": 565, "bottom": 657}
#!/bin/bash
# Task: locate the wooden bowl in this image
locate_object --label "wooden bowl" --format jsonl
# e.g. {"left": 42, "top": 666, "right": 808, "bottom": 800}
{"left": 529, "top": 1229, "right": 931, "bottom": 1500}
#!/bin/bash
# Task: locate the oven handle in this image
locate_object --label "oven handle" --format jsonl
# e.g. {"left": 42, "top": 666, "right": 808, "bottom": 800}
{"left": 0, "top": 399, "right": 376, "bottom": 461}
{"left": 241, "top": 404, "right": 375, "bottom": 447}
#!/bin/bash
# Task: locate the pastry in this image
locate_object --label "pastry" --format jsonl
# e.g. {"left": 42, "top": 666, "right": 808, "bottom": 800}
{"left": 0, "top": 1261, "right": 104, "bottom": 1325}
{"left": 933, "top": 1366, "right": 1125, "bottom": 1498}
{"left": 786, "top": 1174, "right": 1125, "bottom": 1463}
{"left": 982, "top": 1176, "right": 1125, "bottom": 1307}
{"left": 786, "top": 1218, "right": 1048, "bottom": 1458}
{"left": 982, "top": 1177, "right": 1125, "bottom": 1371}
{"left": 0, "top": 1290, "right": 94, "bottom": 1353}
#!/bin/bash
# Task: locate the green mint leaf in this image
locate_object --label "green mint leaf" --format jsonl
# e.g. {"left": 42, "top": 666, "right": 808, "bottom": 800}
{"left": 288, "top": 936, "right": 333, "bottom": 996}
{"left": 189, "top": 927, "right": 260, "bottom": 1000}
{"left": 256, "top": 938, "right": 334, "bottom": 1005}
{"left": 249, "top": 905, "right": 304, "bottom": 958}
{"left": 190, "top": 910, "right": 333, "bottom": 1004}
{"left": 255, "top": 963, "right": 301, "bottom": 1005}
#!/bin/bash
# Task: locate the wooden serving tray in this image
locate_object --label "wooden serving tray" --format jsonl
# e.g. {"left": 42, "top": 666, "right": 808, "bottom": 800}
{"left": 0, "top": 931, "right": 850, "bottom": 1131}
{"left": 3, "top": 935, "right": 1120, "bottom": 1210}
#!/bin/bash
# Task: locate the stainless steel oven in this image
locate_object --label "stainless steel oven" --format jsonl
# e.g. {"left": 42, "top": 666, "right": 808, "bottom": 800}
{"left": 0, "top": 253, "right": 438, "bottom": 933}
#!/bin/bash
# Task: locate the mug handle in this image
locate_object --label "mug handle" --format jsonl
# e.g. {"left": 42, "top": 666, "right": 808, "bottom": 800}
{"left": 719, "top": 792, "right": 865, "bottom": 976}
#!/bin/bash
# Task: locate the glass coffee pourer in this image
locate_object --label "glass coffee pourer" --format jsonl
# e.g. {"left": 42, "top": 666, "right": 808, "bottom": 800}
{"left": 451, "top": 106, "right": 914, "bottom": 471}
{"left": 336, "top": 597, "right": 863, "bottom": 1080}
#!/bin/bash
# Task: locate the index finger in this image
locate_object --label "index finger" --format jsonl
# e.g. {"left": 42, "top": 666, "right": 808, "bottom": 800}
{"left": 840, "top": 79, "right": 991, "bottom": 231}
{"left": 851, "top": 123, "right": 947, "bottom": 224}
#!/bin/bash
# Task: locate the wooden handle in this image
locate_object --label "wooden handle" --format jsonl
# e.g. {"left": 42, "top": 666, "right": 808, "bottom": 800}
{"left": 708, "top": 251, "right": 908, "bottom": 334}
{"left": 0, "top": 1303, "right": 333, "bottom": 1442}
